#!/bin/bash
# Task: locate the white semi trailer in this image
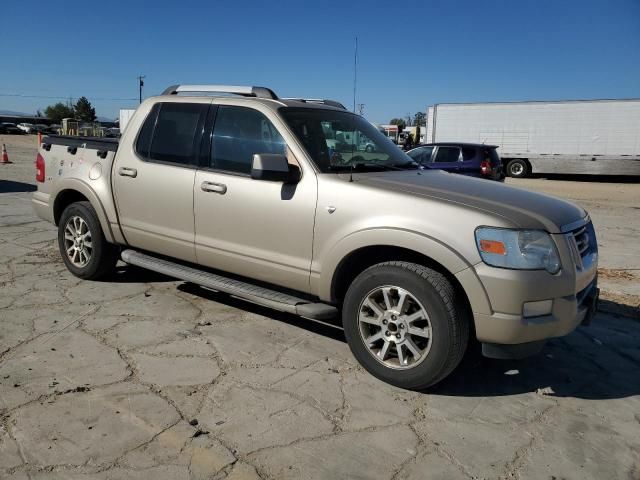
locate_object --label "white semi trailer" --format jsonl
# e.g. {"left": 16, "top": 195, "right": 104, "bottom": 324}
{"left": 425, "top": 99, "right": 640, "bottom": 177}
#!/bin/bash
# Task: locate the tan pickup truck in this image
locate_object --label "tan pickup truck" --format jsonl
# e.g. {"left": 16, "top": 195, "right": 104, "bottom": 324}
{"left": 32, "top": 84, "right": 599, "bottom": 389}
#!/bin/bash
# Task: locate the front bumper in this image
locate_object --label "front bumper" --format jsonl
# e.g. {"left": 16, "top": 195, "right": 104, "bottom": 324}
{"left": 474, "top": 279, "right": 598, "bottom": 346}
{"left": 466, "top": 222, "right": 598, "bottom": 348}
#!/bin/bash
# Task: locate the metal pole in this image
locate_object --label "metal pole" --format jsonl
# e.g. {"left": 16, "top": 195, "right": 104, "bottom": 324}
{"left": 353, "top": 37, "right": 358, "bottom": 113}
{"left": 138, "top": 75, "right": 145, "bottom": 104}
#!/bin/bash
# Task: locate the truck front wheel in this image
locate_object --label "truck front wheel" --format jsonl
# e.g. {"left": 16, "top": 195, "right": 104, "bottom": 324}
{"left": 58, "top": 201, "right": 119, "bottom": 280}
{"left": 506, "top": 159, "right": 530, "bottom": 178}
{"left": 342, "top": 261, "right": 469, "bottom": 390}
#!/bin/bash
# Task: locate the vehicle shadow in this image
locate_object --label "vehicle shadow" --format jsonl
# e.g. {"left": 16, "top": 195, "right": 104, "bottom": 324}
{"left": 177, "top": 282, "right": 347, "bottom": 342}
{"left": 530, "top": 173, "right": 640, "bottom": 183}
{"left": 103, "top": 264, "right": 175, "bottom": 283}
{"left": 139, "top": 274, "right": 640, "bottom": 401}
{"left": 432, "top": 311, "right": 640, "bottom": 400}
{"left": 0, "top": 180, "right": 37, "bottom": 193}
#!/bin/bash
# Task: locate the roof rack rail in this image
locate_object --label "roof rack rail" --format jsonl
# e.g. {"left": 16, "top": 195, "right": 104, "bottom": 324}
{"left": 282, "top": 98, "right": 347, "bottom": 110}
{"left": 162, "top": 84, "right": 278, "bottom": 100}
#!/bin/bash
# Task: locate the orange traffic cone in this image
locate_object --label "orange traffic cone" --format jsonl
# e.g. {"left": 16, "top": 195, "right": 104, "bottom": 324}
{"left": 1, "top": 144, "right": 11, "bottom": 164}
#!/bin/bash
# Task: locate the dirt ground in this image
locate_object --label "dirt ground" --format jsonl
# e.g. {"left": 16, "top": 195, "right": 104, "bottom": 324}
{"left": 1, "top": 134, "right": 639, "bottom": 479}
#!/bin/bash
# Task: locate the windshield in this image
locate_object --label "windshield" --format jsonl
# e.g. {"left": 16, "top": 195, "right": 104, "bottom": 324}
{"left": 280, "top": 108, "right": 418, "bottom": 173}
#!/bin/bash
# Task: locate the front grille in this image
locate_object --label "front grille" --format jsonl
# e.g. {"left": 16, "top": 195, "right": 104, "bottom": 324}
{"left": 572, "top": 226, "right": 590, "bottom": 257}
{"left": 568, "top": 222, "right": 597, "bottom": 270}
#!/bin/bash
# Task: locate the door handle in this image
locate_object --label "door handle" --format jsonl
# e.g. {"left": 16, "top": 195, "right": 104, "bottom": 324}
{"left": 118, "top": 167, "right": 138, "bottom": 178}
{"left": 201, "top": 181, "right": 227, "bottom": 194}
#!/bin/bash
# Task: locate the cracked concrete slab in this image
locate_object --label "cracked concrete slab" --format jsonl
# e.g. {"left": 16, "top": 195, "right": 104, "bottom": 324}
{"left": 248, "top": 425, "right": 418, "bottom": 479}
{"left": 2, "top": 147, "right": 640, "bottom": 480}
{"left": 9, "top": 382, "right": 181, "bottom": 466}
{"left": 130, "top": 353, "right": 220, "bottom": 387}
{"left": 198, "top": 381, "right": 335, "bottom": 452}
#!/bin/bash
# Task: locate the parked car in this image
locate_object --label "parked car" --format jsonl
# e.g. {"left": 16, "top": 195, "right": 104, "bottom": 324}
{"left": 33, "top": 83, "right": 598, "bottom": 390}
{"left": 407, "top": 143, "right": 505, "bottom": 181}
{"left": 0, "top": 122, "right": 23, "bottom": 134}
{"left": 31, "top": 124, "right": 54, "bottom": 134}
{"left": 17, "top": 123, "right": 35, "bottom": 134}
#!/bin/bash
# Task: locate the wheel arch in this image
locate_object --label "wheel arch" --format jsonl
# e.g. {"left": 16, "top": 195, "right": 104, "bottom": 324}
{"left": 331, "top": 244, "right": 465, "bottom": 300}
{"left": 52, "top": 181, "right": 116, "bottom": 243}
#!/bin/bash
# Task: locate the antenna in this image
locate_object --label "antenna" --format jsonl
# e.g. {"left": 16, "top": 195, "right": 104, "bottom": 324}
{"left": 353, "top": 37, "right": 358, "bottom": 113}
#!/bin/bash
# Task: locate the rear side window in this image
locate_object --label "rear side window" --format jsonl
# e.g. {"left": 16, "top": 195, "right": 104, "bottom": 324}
{"left": 135, "top": 104, "right": 159, "bottom": 158}
{"left": 462, "top": 147, "right": 476, "bottom": 161}
{"left": 433, "top": 146, "right": 461, "bottom": 163}
{"left": 136, "top": 102, "right": 208, "bottom": 166}
{"left": 211, "top": 105, "right": 286, "bottom": 174}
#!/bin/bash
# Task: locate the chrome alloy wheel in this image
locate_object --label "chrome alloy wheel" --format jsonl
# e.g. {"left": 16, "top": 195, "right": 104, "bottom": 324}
{"left": 63, "top": 215, "right": 93, "bottom": 267}
{"left": 358, "top": 286, "right": 433, "bottom": 369}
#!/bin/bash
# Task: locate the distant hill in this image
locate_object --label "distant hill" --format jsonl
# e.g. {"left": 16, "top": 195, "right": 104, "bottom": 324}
{"left": 0, "top": 109, "right": 33, "bottom": 116}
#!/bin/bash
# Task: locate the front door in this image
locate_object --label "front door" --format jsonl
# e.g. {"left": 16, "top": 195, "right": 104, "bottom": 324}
{"left": 194, "top": 105, "right": 317, "bottom": 292}
{"left": 113, "top": 100, "right": 210, "bottom": 262}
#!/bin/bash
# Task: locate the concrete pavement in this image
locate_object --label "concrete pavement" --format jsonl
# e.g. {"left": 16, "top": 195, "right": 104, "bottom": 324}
{"left": 1, "top": 186, "right": 639, "bottom": 479}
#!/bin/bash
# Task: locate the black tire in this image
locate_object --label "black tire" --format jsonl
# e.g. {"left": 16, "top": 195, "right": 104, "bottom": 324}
{"left": 342, "top": 261, "right": 469, "bottom": 390}
{"left": 58, "top": 201, "right": 119, "bottom": 280}
{"left": 365, "top": 145, "right": 374, "bottom": 153}
{"left": 506, "top": 159, "right": 530, "bottom": 178}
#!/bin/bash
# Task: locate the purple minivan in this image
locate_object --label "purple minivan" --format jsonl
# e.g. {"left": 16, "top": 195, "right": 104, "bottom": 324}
{"left": 407, "top": 142, "right": 505, "bottom": 181}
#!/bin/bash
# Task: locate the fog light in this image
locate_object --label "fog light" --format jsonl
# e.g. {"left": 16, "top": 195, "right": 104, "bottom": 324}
{"left": 523, "top": 300, "right": 553, "bottom": 318}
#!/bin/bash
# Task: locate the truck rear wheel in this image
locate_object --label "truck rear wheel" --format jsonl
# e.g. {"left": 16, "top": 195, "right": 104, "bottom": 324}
{"left": 506, "top": 159, "right": 530, "bottom": 178}
{"left": 58, "top": 201, "right": 119, "bottom": 280}
{"left": 342, "top": 261, "right": 469, "bottom": 390}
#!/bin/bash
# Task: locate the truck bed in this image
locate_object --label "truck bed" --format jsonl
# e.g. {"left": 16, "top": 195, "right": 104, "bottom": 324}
{"left": 44, "top": 135, "right": 119, "bottom": 152}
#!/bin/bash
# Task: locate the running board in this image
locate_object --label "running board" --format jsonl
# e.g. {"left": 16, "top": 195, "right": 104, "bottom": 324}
{"left": 121, "top": 249, "right": 338, "bottom": 320}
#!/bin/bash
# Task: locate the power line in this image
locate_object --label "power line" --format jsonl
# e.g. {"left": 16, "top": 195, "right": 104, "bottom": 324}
{"left": 0, "top": 93, "right": 137, "bottom": 102}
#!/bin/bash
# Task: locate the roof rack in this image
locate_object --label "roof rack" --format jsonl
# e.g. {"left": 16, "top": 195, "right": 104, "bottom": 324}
{"left": 162, "top": 84, "right": 278, "bottom": 100}
{"left": 282, "top": 98, "right": 347, "bottom": 110}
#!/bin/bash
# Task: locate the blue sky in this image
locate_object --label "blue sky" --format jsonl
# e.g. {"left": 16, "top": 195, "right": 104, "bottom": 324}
{"left": 2, "top": 0, "right": 639, "bottom": 123}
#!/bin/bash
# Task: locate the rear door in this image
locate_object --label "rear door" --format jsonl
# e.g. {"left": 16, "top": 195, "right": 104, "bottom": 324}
{"left": 112, "top": 100, "right": 210, "bottom": 262}
{"left": 430, "top": 146, "right": 462, "bottom": 172}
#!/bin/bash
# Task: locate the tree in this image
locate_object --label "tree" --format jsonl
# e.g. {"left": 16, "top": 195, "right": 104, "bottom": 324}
{"left": 74, "top": 96, "right": 96, "bottom": 122}
{"left": 389, "top": 117, "right": 406, "bottom": 132}
{"left": 44, "top": 103, "right": 75, "bottom": 123}
{"left": 413, "top": 111, "right": 426, "bottom": 126}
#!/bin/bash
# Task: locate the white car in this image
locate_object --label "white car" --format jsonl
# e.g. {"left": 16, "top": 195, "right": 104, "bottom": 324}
{"left": 17, "top": 123, "right": 34, "bottom": 134}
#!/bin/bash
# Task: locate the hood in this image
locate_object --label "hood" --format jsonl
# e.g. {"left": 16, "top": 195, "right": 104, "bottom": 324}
{"left": 350, "top": 170, "right": 586, "bottom": 233}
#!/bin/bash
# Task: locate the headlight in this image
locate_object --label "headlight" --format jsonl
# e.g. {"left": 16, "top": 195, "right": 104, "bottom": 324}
{"left": 475, "top": 228, "right": 561, "bottom": 274}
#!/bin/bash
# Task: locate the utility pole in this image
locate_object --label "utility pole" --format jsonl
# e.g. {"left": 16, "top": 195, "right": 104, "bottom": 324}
{"left": 138, "top": 75, "right": 145, "bottom": 104}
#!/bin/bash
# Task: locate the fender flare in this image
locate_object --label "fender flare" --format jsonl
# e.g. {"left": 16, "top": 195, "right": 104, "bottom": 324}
{"left": 317, "top": 228, "right": 472, "bottom": 302}
{"left": 51, "top": 178, "right": 117, "bottom": 244}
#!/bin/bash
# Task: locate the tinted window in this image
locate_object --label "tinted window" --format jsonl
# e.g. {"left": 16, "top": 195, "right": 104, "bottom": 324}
{"left": 145, "top": 103, "right": 207, "bottom": 165}
{"left": 486, "top": 148, "right": 501, "bottom": 165}
{"left": 462, "top": 147, "right": 476, "bottom": 161}
{"left": 212, "top": 106, "right": 286, "bottom": 174}
{"left": 407, "top": 146, "right": 434, "bottom": 164}
{"left": 135, "top": 104, "right": 159, "bottom": 158}
{"left": 434, "top": 146, "right": 461, "bottom": 163}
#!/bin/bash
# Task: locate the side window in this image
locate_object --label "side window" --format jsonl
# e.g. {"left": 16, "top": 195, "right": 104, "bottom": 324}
{"left": 408, "top": 146, "right": 434, "bottom": 164}
{"left": 135, "top": 104, "right": 159, "bottom": 158}
{"left": 212, "top": 105, "right": 286, "bottom": 174}
{"left": 462, "top": 147, "right": 476, "bottom": 161}
{"left": 140, "top": 103, "right": 207, "bottom": 165}
{"left": 434, "top": 146, "right": 461, "bottom": 163}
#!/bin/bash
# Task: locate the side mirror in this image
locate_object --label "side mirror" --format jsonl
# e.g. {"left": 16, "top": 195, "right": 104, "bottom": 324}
{"left": 251, "top": 154, "right": 300, "bottom": 183}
